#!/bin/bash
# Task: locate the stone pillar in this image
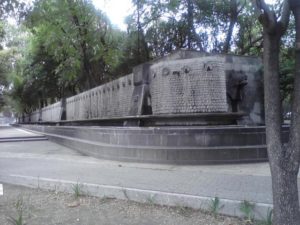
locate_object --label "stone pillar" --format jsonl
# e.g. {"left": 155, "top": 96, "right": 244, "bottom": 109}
{"left": 126, "top": 63, "right": 152, "bottom": 126}
{"left": 60, "top": 97, "right": 66, "bottom": 120}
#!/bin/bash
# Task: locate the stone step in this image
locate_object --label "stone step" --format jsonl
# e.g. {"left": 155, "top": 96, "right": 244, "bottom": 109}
{"left": 19, "top": 125, "right": 289, "bottom": 148}
{"left": 42, "top": 132, "right": 267, "bottom": 164}
{"left": 0, "top": 136, "right": 48, "bottom": 143}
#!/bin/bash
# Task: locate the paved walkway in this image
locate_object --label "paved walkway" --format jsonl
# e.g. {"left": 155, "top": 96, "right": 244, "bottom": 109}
{"left": 0, "top": 125, "right": 47, "bottom": 142}
{"left": 0, "top": 126, "right": 299, "bottom": 218}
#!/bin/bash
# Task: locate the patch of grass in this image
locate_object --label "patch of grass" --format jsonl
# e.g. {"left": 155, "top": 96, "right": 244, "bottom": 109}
{"left": 72, "top": 182, "right": 84, "bottom": 199}
{"left": 240, "top": 200, "right": 255, "bottom": 224}
{"left": 256, "top": 208, "right": 273, "bottom": 225}
{"left": 146, "top": 194, "right": 156, "bottom": 205}
{"left": 7, "top": 196, "right": 26, "bottom": 225}
{"left": 209, "top": 197, "right": 224, "bottom": 218}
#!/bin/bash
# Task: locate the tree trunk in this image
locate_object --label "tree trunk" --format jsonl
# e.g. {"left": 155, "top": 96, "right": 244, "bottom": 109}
{"left": 263, "top": 33, "right": 282, "bottom": 156}
{"left": 272, "top": 164, "right": 300, "bottom": 225}
{"left": 263, "top": 23, "right": 300, "bottom": 225}
{"left": 223, "top": 0, "right": 238, "bottom": 53}
{"left": 290, "top": 2, "right": 300, "bottom": 161}
{"left": 186, "top": 0, "right": 193, "bottom": 49}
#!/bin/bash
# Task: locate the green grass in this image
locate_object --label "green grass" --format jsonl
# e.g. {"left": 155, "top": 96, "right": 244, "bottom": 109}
{"left": 7, "top": 196, "right": 26, "bottom": 225}
{"left": 240, "top": 200, "right": 255, "bottom": 224}
{"left": 257, "top": 208, "right": 273, "bottom": 225}
{"left": 72, "top": 182, "right": 84, "bottom": 199}
{"left": 209, "top": 197, "right": 224, "bottom": 218}
{"left": 146, "top": 194, "right": 156, "bottom": 205}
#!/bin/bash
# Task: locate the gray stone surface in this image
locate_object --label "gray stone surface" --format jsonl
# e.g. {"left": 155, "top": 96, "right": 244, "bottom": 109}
{"left": 0, "top": 127, "right": 299, "bottom": 219}
{"left": 19, "top": 124, "right": 274, "bottom": 164}
{"left": 150, "top": 57, "right": 227, "bottom": 114}
{"left": 22, "top": 50, "right": 264, "bottom": 125}
{"left": 66, "top": 74, "right": 134, "bottom": 120}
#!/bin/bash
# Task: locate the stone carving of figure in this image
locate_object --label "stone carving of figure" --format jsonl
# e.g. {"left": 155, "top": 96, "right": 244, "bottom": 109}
{"left": 226, "top": 70, "right": 248, "bottom": 112}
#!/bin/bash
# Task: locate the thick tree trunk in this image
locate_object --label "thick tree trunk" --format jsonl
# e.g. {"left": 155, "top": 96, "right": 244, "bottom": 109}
{"left": 264, "top": 28, "right": 300, "bottom": 225}
{"left": 263, "top": 33, "right": 282, "bottom": 156}
{"left": 272, "top": 165, "right": 300, "bottom": 225}
{"left": 290, "top": 2, "right": 300, "bottom": 161}
{"left": 252, "top": 1, "right": 300, "bottom": 223}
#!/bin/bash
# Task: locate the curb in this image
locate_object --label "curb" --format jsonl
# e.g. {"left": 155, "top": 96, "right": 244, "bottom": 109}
{"left": 0, "top": 174, "right": 272, "bottom": 220}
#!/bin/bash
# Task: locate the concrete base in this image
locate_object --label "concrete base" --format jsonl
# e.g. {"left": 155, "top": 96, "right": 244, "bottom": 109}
{"left": 18, "top": 125, "right": 289, "bottom": 164}
{"left": 20, "top": 112, "right": 246, "bottom": 126}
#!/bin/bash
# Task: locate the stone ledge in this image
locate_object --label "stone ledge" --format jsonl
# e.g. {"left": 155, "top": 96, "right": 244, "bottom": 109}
{"left": 18, "top": 125, "right": 271, "bottom": 164}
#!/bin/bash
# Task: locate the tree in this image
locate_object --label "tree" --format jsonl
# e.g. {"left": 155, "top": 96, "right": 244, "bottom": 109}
{"left": 252, "top": 0, "right": 300, "bottom": 224}
{"left": 4, "top": 0, "right": 127, "bottom": 112}
{"left": 26, "top": 0, "right": 123, "bottom": 93}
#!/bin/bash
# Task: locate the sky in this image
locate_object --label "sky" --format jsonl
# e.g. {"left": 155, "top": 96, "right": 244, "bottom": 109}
{"left": 92, "top": 0, "right": 276, "bottom": 31}
{"left": 7, "top": 0, "right": 277, "bottom": 30}
{"left": 92, "top": 0, "right": 133, "bottom": 30}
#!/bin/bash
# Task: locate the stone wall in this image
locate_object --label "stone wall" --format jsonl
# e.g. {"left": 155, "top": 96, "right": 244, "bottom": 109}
{"left": 150, "top": 57, "right": 227, "bottom": 114}
{"left": 23, "top": 50, "right": 264, "bottom": 125}
{"left": 41, "top": 102, "right": 62, "bottom": 122}
{"left": 151, "top": 50, "right": 264, "bottom": 125}
{"left": 66, "top": 73, "right": 134, "bottom": 120}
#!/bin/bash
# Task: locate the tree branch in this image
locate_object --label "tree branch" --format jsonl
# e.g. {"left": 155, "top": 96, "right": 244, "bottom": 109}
{"left": 251, "top": 0, "right": 277, "bottom": 31}
{"left": 240, "top": 35, "right": 263, "bottom": 54}
{"left": 278, "top": 0, "right": 291, "bottom": 34}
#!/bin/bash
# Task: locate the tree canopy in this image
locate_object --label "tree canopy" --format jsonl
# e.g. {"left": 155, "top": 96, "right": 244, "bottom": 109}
{"left": 0, "top": 0, "right": 295, "bottom": 114}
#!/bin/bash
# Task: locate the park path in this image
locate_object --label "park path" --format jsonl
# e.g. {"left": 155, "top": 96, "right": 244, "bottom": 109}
{"left": 0, "top": 126, "right": 299, "bottom": 218}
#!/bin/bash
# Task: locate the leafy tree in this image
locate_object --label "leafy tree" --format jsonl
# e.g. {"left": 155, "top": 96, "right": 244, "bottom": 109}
{"left": 252, "top": 0, "right": 300, "bottom": 224}
{"left": 26, "top": 0, "right": 123, "bottom": 93}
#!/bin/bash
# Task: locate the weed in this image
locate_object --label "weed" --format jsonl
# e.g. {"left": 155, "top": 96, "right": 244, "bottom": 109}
{"left": 146, "top": 194, "right": 156, "bottom": 205}
{"left": 72, "top": 182, "right": 83, "bottom": 199}
{"left": 7, "top": 196, "right": 26, "bottom": 225}
{"left": 257, "top": 208, "right": 273, "bottom": 225}
{"left": 240, "top": 200, "right": 255, "bottom": 224}
{"left": 122, "top": 188, "right": 129, "bottom": 200}
{"left": 209, "top": 197, "right": 224, "bottom": 218}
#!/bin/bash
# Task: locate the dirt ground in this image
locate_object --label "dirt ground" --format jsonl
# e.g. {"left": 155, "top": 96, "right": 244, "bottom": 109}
{"left": 0, "top": 183, "right": 245, "bottom": 225}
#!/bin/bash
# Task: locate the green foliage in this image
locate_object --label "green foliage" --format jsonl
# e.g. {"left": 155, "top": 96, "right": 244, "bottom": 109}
{"left": 72, "top": 182, "right": 83, "bottom": 199}
{"left": 0, "top": 0, "right": 295, "bottom": 115}
{"left": 146, "top": 194, "right": 156, "bottom": 205}
{"left": 257, "top": 208, "right": 273, "bottom": 225}
{"left": 3, "top": 0, "right": 127, "bottom": 112}
{"left": 7, "top": 196, "right": 26, "bottom": 225}
{"left": 209, "top": 197, "right": 224, "bottom": 218}
{"left": 239, "top": 200, "right": 255, "bottom": 223}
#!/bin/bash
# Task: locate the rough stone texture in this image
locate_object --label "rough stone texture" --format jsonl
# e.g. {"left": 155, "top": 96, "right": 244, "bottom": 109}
{"left": 19, "top": 124, "right": 288, "bottom": 164}
{"left": 41, "top": 102, "right": 62, "bottom": 122}
{"left": 23, "top": 50, "right": 264, "bottom": 125}
{"left": 150, "top": 50, "right": 264, "bottom": 125}
{"left": 150, "top": 57, "right": 227, "bottom": 114}
{"left": 66, "top": 74, "right": 134, "bottom": 120}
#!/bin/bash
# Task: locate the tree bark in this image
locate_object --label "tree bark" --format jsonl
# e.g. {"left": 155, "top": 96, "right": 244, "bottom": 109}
{"left": 223, "top": 0, "right": 238, "bottom": 53}
{"left": 186, "top": 0, "right": 194, "bottom": 49}
{"left": 263, "top": 32, "right": 282, "bottom": 160}
{"left": 252, "top": 0, "right": 300, "bottom": 224}
{"left": 289, "top": 1, "right": 300, "bottom": 163}
{"left": 262, "top": 35, "right": 299, "bottom": 225}
{"left": 272, "top": 163, "right": 300, "bottom": 225}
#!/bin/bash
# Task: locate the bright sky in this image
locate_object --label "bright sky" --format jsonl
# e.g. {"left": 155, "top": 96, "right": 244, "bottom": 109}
{"left": 92, "top": 0, "right": 133, "bottom": 30}
{"left": 92, "top": 0, "right": 276, "bottom": 31}
{"left": 6, "top": 0, "right": 278, "bottom": 30}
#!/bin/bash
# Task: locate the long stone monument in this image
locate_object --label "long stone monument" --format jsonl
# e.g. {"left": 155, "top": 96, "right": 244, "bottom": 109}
{"left": 19, "top": 50, "right": 272, "bottom": 164}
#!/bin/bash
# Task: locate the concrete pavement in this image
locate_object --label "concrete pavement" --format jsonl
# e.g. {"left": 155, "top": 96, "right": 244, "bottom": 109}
{"left": 0, "top": 125, "right": 47, "bottom": 142}
{"left": 0, "top": 126, "right": 299, "bottom": 219}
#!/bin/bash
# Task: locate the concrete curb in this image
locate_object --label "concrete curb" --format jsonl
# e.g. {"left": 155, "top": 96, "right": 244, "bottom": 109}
{"left": 0, "top": 174, "right": 272, "bottom": 220}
